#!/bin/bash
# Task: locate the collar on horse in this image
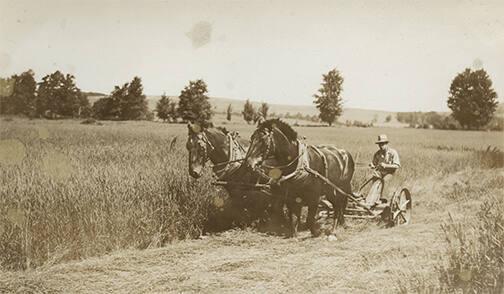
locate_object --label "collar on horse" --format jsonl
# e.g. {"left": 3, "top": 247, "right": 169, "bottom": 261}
{"left": 254, "top": 140, "right": 309, "bottom": 183}
{"left": 256, "top": 140, "right": 329, "bottom": 185}
{"left": 203, "top": 131, "right": 245, "bottom": 178}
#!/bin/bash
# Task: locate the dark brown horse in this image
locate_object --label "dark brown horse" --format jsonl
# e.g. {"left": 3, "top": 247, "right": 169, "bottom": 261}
{"left": 186, "top": 122, "right": 246, "bottom": 179}
{"left": 186, "top": 122, "right": 285, "bottom": 229}
{"left": 244, "top": 119, "right": 354, "bottom": 238}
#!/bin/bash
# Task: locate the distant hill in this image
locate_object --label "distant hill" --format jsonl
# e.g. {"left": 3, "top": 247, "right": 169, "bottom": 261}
{"left": 85, "top": 94, "right": 415, "bottom": 126}
{"left": 82, "top": 91, "right": 106, "bottom": 97}
{"left": 85, "top": 94, "right": 503, "bottom": 127}
{"left": 142, "top": 95, "right": 403, "bottom": 126}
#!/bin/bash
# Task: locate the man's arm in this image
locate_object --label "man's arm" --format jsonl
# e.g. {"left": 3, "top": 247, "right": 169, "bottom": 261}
{"left": 371, "top": 151, "right": 379, "bottom": 167}
{"left": 379, "top": 149, "right": 400, "bottom": 170}
{"left": 380, "top": 162, "right": 399, "bottom": 170}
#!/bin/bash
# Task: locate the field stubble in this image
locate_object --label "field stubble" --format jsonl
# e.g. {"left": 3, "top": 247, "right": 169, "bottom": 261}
{"left": 0, "top": 118, "right": 503, "bottom": 293}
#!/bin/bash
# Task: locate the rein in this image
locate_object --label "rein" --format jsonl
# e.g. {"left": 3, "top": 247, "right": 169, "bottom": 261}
{"left": 211, "top": 158, "right": 245, "bottom": 168}
{"left": 199, "top": 130, "right": 245, "bottom": 177}
{"left": 261, "top": 146, "right": 304, "bottom": 170}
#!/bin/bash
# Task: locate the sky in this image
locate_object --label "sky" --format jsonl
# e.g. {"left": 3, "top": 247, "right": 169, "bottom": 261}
{"left": 1, "top": 0, "right": 503, "bottom": 112}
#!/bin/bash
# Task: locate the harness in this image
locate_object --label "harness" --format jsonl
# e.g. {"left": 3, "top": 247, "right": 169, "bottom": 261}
{"left": 257, "top": 140, "right": 328, "bottom": 185}
{"left": 309, "top": 145, "right": 328, "bottom": 179}
{"left": 197, "top": 131, "right": 246, "bottom": 179}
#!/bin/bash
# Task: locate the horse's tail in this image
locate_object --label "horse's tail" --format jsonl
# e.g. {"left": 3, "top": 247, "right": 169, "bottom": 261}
{"left": 316, "top": 145, "right": 355, "bottom": 193}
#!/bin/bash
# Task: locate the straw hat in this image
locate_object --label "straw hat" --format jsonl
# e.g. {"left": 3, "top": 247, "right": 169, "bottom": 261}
{"left": 375, "top": 134, "right": 389, "bottom": 144}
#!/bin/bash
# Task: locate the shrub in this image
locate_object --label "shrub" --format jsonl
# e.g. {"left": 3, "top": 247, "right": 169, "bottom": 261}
{"left": 80, "top": 118, "right": 97, "bottom": 125}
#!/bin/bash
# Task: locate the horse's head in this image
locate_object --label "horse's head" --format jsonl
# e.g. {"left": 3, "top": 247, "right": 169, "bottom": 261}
{"left": 245, "top": 119, "right": 297, "bottom": 172}
{"left": 186, "top": 122, "right": 213, "bottom": 178}
{"left": 245, "top": 126, "right": 275, "bottom": 171}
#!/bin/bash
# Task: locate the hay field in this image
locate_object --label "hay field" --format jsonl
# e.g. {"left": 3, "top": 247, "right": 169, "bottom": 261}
{"left": 0, "top": 118, "right": 503, "bottom": 293}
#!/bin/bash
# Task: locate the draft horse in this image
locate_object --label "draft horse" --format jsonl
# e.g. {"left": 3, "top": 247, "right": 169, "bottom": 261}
{"left": 244, "top": 119, "right": 354, "bottom": 238}
{"left": 186, "top": 122, "right": 246, "bottom": 180}
{"left": 186, "top": 122, "right": 284, "bottom": 229}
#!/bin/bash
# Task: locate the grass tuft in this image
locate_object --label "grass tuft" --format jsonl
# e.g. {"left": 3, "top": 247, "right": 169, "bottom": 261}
{"left": 437, "top": 197, "right": 504, "bottom": 293}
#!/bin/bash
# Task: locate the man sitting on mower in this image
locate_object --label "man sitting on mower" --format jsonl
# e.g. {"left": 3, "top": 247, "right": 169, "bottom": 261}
{"left": 365, "top": 134, "right": 401, "bottom": 206}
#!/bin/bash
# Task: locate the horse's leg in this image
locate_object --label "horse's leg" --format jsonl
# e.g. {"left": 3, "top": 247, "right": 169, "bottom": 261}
{"left": 230, "top": 191, "right": 248, "bottom": 228}
{"left": 306, "top": 201, "right": 321, "bottom": 237}
{"left": 339, "top": 182, "right": 351, "bottom": 228}
{"left": 325, "top": 189, "right": 339, "bottom": 236}
{"left": 287, "top": 199, "right": 301, "bottom": 238}
{"left": 324, "top": 187, "right": 346, "bottom": 236}
{"left": 334, "top": 191, "right": 347, "bottom": 230}
{"left": 270, "top": 191, "right": 286, "bottom": 225}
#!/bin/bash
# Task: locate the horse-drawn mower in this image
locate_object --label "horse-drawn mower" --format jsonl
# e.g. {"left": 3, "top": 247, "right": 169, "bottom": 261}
{"left": 214, "top": 166, "right": 412, "bottom": 228}
{"left": 316, "top": 168, "right": 412, "bottom": 227}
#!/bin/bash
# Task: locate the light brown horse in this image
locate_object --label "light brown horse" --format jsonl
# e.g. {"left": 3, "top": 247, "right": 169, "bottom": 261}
{"left": 244, "top": 119, "right": 354, "bottom": 238}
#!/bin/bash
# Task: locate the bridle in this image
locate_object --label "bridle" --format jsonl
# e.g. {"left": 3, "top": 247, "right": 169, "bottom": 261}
{"left": 189, "top": 131, "right": 215, "bottom": 165}
{"left": 252, "top": 129, "right": 276, "bottom": 165}
{"left": 190, "top": 129, "right": 245, "bottom": 177}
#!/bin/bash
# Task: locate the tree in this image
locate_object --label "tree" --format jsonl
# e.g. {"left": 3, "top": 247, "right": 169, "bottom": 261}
{"left": 226, "top": 104, "right": 232, "bottom": 121}
{"left": 385, "top": 114, "right": 392, "bottom": 123}
{"left": 258, "top": 102, "right": 269, "bottom": 120}
{"left": 92, "top": 77, "right": 148, "bottom": 120}
{"left": 156, "top": 94, "right": 172, "bottom": 122}
{"left": 313, "top": 68, "right": 344, "bottom": 126}
{"left": 92, "top": 96, "right": 114, "bottom": 119}
{"left": 7, "top": 70, "right": 37, "bottom": 115}
{"left": 242, "top": 99, "right": 255, "bottom": 124}
{"left": 177, "top": 79, "right": 213, "bottom": 124}
{"left": 37, "top": 70, "right": 89, "bottom": 118}
{"left": 108, "top": 83, "right": 127, "bottom": 119}
{"left": 0, "top": 71, "right": 36, "bottom": 116}
{"left": 0, "top": 77, "right": 15, "bottom": 114}
{"left": 447, "top": 68, "right": 498, "bottom": 129}
{"left": 120, "top": 76, "right": 148, "bottom": 120}
{"left": 168, "top": 101, "right": 178, "bottom": 122}
{"left": 0, "top": 77, "right": 15, "bottom": 97}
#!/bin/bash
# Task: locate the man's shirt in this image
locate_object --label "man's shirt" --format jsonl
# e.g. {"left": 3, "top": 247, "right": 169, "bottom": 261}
{"left": 372, "top": 147, "right": 401, "bottom": 171}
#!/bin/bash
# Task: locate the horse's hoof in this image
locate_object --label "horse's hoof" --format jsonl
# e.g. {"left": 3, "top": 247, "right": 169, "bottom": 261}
{"left": 327, "top": 235, "right": 338, "bottom": 242}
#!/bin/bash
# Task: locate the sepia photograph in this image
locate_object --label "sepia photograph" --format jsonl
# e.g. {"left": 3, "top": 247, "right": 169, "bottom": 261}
{"left": 0, "top": 0, "right": 503, "bottom": 293}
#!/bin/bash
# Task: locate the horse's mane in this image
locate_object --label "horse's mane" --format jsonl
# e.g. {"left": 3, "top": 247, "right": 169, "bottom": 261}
{"left": 257, "top": 118, "right": 297, "bottom": 141}
{"left": 188, "top": 121, "right": 214, "bottom": 134}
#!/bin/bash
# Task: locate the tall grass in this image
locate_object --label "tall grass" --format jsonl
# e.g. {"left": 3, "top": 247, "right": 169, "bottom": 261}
{"left": 0, "top": 121, "right": 221, "bottom": 270}
{"left": 438, "top": 197, "right": 504, "bottom": 293}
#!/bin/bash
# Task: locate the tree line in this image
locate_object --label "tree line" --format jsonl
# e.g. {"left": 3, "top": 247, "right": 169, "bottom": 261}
{"left": 0, "top": 70, "right": 214, "bottom": 123}
{"left": 0, "top": 70, "right": 89, "bottom": 118}
{"left": 0, "top": 66, "right": 499, "bottom": 130}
